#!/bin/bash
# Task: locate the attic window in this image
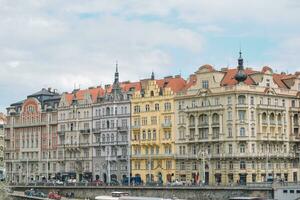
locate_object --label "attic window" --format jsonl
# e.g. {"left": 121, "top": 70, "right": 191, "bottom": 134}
{"left": 150, "top": 91, "right": 154, "bottom": 97}
{"left": 266, "top": 79, "right": 270, "bottom": 87}
{"left": 202, "top": 80, "right": 209, "bottom": 89}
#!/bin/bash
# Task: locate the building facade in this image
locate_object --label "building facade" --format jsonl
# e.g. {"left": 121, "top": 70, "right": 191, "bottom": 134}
{"left": 4, "top": 88, "right": 61, "bottom": 183}
{"left": 57, "top": 87, "right": 102, "bottom": 181}
{"left": 92, "top": 67, "right": 138, "bottom": 183}
{"left": 0, "top": 113, "right": 6, "bottom": 179}
{"left": 131, "top": 73, "right": 186, "bottom": 184}
{"left": 175, "top": 53, "right": 300, "bottom": 186}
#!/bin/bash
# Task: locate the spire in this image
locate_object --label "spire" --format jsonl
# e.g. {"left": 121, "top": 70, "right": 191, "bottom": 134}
{"left": 114, "top": 60, "right": 119, "bottom": 84}
{"left": 234, "top": 50, "right": 247, "bottom": 83}
{"left": 238, "top": 50, "right": 244, "bottom": 70}
{"left": 151, "top": 71, "right": 155, "bottom": 80}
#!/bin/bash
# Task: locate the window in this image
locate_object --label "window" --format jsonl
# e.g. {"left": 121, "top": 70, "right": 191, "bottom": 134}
{"left": 134, "top": 105, "right": 140, "bottom": 113}
{"left": 240, "top": 127, "right": 246, "bottom": 136}
{"left": 240, "top": 144, "right": 245, "bottom": 153}
{"left": 227, "top": 96, "right": 232, "bottom": 105}
{"left": 250, "top": 96, "right": 254, "bottom": 105}
{"left": 251, "top": 111, "right": 254, "bottom": 121}
{"left": 229, "top": 161, "right": 233, "bottom": 170}
{"left": 292, "top": 100, "right": 296, "bottom": 108}
{"left": 202, "top": 80, "right": 209, "bottom": 89}
{"left": 240, "top": 161, "right": 246, "bottom": 170}
{"left": 228, "top": 144, "right": 233, "bottom": 154}
{"left": 145, "top": 104, "right": 150, "bottom": 112}
{"left": 151, "top": 116, "right": 157, "bottom": 125}
{"left": 228, "top": 111, "right": 232, "bottom": 121}
{"left": 238, "top": 95, "right": 246, "bottom": 104}
{"left": 155, "top": 103, "right": 159, "bottom": 111}
{"left": 266, "top": 79, "right": 270, "bottom": 87}
{"left": 251, "top": 127, "right": 255, "bottom": 136}
{"left": 251, "top": 144, "right": 255, "bottom": 153}
{"left": 228, "top": 127, "right": 232, "bottom": 138}
{"left": 164, "top": 102, "right": 171, "bottom": 111}
{"left": 238, "top": 110, "right": 246, "bottom": 121}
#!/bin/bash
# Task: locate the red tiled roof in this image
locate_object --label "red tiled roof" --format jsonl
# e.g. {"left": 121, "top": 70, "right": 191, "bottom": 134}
{"left": 199, "top": 64, "right": 215, "bottom": 72}
{"left": 221, "top": 68, "right": 257, "bottom": 86}
{"left": 272, "top": 74, "right": 291, "bottom": 89}
{"left": 155, "top": 76, "right": 186, "bottom": 93}
{"left": 262, "top": 66, "right": 273, "bottom": 74}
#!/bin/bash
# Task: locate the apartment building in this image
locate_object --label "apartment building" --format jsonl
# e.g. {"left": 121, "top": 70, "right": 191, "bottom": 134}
{"left": 92, "top": 67, "right": 139, "bottom": 183}
{"left": 57, "top": 86, "right": 103, "bottom": 181}
{"left": 174, "top": 53, "right": 300, "bottom": 185}
{"left": 4, "top": 88, "right": 60, "bottom": 183}
{"left": 131, "top": 73, "right": 186, "bottom": 184}
{"left": 0, "top": 113, "right": 6, "bottom": 179}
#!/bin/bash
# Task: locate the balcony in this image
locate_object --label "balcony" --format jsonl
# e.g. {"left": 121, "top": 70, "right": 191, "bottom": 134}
{"left": 257, "top": 104, "right": 285, "bottom": 111}
{"left": 92, "top": 128, "right": 101, "bottom": 134}
{"left": 186, "top": 105, "right": 223, "bottom": 112}
{"left": 161, "top": 122, "right": 172, "bottom": 128}
{"left": 80, "top": 129, "right": 91, "bottom": 134}
{"left": 4, "top": 134, "right": 10, "bottom": 141}
{"left": 57, "top": 131, "right": 65, "bottom": 135}
{"left": 79, "top": 142, "right": 90, "bottom": 147}
{"left": 117, "top": 126, "right": 129, "bottom": 132}
{"left": 132, "top": 125, "right": 141, "bottom": 130}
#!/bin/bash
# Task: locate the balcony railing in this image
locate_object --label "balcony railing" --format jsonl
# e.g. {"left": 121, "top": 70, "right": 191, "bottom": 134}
{"left": 80, "top": 129, "right": 91, "bottom": 134}
{"left": 161, "top": 122, "right": 172, "bottom": 128}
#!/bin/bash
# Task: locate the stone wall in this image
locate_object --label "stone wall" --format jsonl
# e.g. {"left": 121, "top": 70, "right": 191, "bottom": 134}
{"left": 11, "top": 186, "right": 273, "bottom": 200}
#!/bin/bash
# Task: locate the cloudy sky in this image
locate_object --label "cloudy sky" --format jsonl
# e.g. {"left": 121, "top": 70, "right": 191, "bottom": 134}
{"left": 1, "top": 0, "right": 300, "bottom": 112}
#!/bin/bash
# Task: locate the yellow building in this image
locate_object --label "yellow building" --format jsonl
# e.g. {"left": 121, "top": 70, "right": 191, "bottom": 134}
{"left": 131, "top": 73, "right": 186, "bottom": 184}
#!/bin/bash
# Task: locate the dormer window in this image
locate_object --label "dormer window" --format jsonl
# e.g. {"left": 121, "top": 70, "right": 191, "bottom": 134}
{"left": 202, "top": 80, "right": 209, "bottom": 89}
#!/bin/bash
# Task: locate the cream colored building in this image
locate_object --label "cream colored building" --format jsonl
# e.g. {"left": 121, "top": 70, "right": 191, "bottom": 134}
{"left": 175, "top": 54, "right": 300, "bottom": 186}
{"left": 57, "top": 87, "right": 102, "bottom": 181}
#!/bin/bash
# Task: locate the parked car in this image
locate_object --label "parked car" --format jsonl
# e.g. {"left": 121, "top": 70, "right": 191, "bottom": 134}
{"left": 34, "top": 191, "right": 47, "bottom": 198}
{"left": 48, "top": 191, "right": 62, "bottom": 200}
{"left": 24, "top": 188, "right": 36, "bottom": 196}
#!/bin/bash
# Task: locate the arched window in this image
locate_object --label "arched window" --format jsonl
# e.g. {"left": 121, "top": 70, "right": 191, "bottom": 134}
{"left": 106, "top": 107, "right": 110, "bottom": 116}
{"left": 199, "top": 114, "right": 208, "bottom": 125}
{"left": 278, "top": 114, "right": 282, "bottom": 124}
{"left": 262, "top": 112, "right": 267, "bottom": 124}
{"left": 150, "top": 91, "right": 154, "bottom": 97}
{"left": 102, "top": 134, "right": 105, "bottom": 143}
{"left": 270, "top": 113, "right": 275, "bottom": 124}
{"left": 294, "top": 114, "right": 299, "bottom": 125}
{"left": 189, "top": 115, "right": 195, "bottom": 126}
{"left": 106, "top": 120, "right": 110, "bottom": 129}
{"left": 106, "top": 134, "right": 110, "bottom": 142}
{"left": 212, "top": 113, "right": 219, "bottom": 124}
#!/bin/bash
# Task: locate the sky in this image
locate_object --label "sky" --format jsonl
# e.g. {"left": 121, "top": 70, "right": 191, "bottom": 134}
{"left": 1, "top": 0, "right": 300, "bottom": 112}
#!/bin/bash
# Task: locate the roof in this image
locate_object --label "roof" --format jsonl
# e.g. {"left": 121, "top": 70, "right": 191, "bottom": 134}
{"left": 64, "top": 87, "right": 105, "bottom": 104}
{"left": 155, "top": 76, "right": 187, "bottom": 92}
{"left": 221, "top": 68, "right": 257, "bottom": 86}
{"left": 27, "top": 88, "right": 58, "bottom": 98}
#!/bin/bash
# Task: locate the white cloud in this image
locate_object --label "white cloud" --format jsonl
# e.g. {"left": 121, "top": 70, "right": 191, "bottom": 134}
{"left": 0, "top": 0, "right": 300, "bottom": 112}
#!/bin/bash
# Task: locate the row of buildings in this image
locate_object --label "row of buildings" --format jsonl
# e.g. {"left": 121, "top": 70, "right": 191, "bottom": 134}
{"left": 0, "top": 113, "right": 6, "bottom": 179}
{"left": 3, "top": 53, "right": 300, "bottom": 186}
